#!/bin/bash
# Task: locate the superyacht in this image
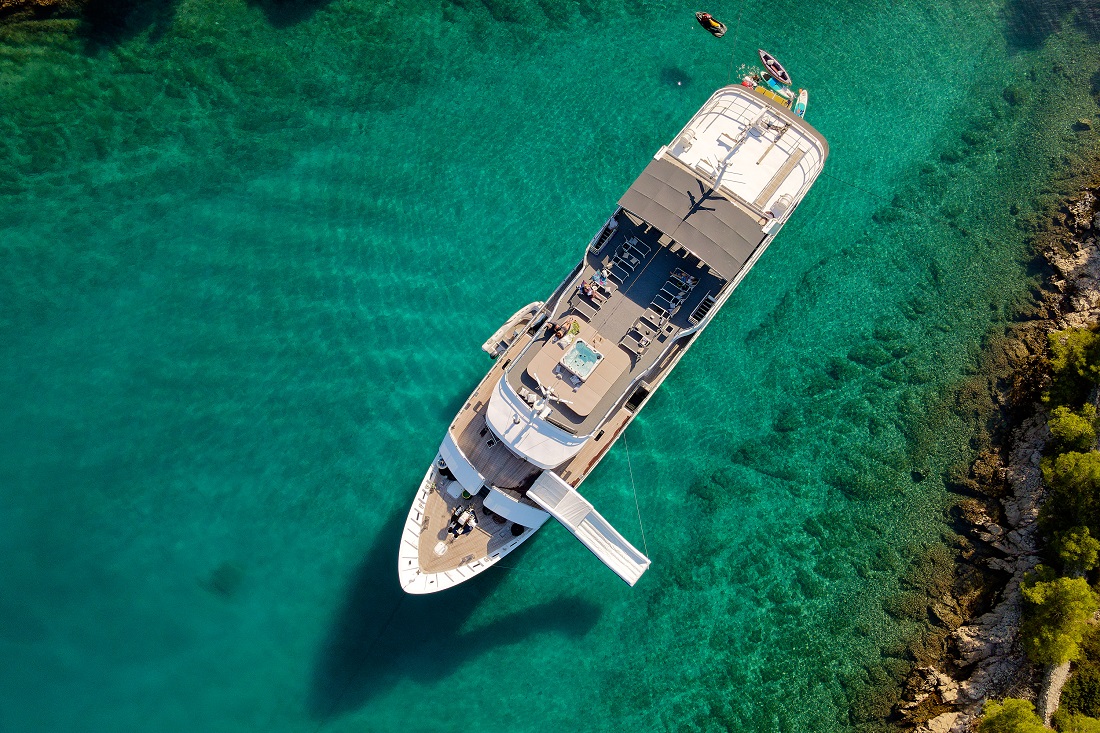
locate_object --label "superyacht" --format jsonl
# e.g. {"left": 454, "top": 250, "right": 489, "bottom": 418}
{"left": 398, "top": 65, "right": 828, "bottom": 594}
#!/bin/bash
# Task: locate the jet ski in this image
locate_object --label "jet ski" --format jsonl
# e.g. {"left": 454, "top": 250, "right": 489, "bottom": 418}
{"left": 696, "top": 12, "right": 727, "bottom": 38}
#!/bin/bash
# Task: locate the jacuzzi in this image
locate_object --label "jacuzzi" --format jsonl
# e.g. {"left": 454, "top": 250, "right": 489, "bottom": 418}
{"left": 560, "top": 339, "right": 604, "bottom": 381}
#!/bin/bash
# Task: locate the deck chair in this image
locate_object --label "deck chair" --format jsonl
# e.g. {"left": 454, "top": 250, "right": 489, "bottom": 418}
{"left": 613, "top": 250, "right": 640, "bottom": 268}
{"left": 609, "top": 262, "right": 633, "bottom": 285}
{"left": 623, "top": 242, "right": 648, "bottom": 261}
{"left": 647, "top": 304, "right": 669, "bottom": 325}
{"left": 619, "top": 333, "right": 643, "bottom": 357}
{"left": 659, "top": 284, "right": 684, "bottom": 302}
{"left": 626, "top": 236, "right": 651, "bottom": 257}
{"left": 573, "top": 299, "right": 597, "bottom": 322}
{"left": 639, "top": 313, "right": 663, "bottom": 332}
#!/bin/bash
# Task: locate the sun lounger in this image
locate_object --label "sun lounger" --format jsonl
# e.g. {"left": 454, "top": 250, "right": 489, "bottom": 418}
{"left": 659, "top": 284, "right": 684, "bottom": 302}
{"left": 626, "top": 236, "right": 651, "bottom": 257}
{"left": 639, "top": 313, "right": 663, "bottom": 332}
{"left": 609, "top": 263, "right": 632, "bottom": 285}
{"left": 573, "top": 299, "right": 596, "bottom": 322}
{"left": 613, "top": 251, "right": 640, "bottom": 268}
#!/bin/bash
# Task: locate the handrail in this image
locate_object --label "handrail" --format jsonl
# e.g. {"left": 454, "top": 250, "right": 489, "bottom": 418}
{"left": 503, "top": 259, "right": 585, "bottom": 376}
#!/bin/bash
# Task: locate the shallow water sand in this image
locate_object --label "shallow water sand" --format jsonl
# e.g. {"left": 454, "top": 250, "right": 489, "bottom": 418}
{"left": 1, "top": 1, "right": 1100, "bottom": 731}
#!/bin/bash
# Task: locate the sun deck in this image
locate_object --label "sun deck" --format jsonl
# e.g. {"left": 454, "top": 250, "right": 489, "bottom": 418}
{"left": 504, "top": 212, "right": 728, "bottom": 436}
{"left": 416, "top": 479, "right": 521, "bottom": 574}
{"left": 663, "top": 85, "right": 828, "bottom": 218}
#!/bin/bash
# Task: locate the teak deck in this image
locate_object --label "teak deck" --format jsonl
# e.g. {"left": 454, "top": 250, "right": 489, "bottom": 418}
{"left": 417, "top": 485, "right": 516, "bottom": 574}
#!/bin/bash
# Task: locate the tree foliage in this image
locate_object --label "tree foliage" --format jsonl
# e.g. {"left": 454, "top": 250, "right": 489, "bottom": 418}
{"left": 1050, "top": 405, "right": 1099, "bottom": 455}
{"left": 1019, "top": 567, "right": 1099, "bottom": 665}
{"left": 1053, "top": 709, "right": 1100, "bottom": 733}
{"left": 1055, "top": 526, "right": 1100, "bottom": 574}
{"left": 1047, "top": 328, "right": 1100, "bottom": 407}
{"left": 1063, "top": 666, "right": 1100, "bottom": 720}
{"left": 976, "top": 698, "right": 1047, "bottom": 732}
{"left": 1042, "top": 451, "right": 1100, "bottom": 531}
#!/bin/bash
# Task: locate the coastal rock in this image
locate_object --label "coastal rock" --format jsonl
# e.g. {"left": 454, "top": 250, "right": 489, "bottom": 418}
{"left": 894, "top": 186, "right": 1100, "bottom": 731}
{"left": 931, "top": 600, "right": 964, "bottom": 629}
{"left": 1037, "top": 661, "right": 1073, "bottom": 725}
{"left": 921, "top": 711, "right": 961, "bottom": 733}
{"left": 1069, "top": 191, "right": 1097, "bottom": 228}
{"left": 938, "top": 415, "right": 1047, "bottom": 708}
{"left": 992, "top": 528, "right": 1036, "bottom": 556}
{"left": 986, "top": 556, "right": 1016, "bottom": 573}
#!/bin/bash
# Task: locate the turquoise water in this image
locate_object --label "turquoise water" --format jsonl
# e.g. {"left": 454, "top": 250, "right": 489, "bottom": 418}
{"left": 2, "top": 1, "right": 1100, "bottom": 731}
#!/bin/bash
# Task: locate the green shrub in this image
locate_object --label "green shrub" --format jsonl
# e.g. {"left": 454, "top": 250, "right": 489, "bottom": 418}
{"left": 976, "top": 698, "right": 1046, "bottom": 732}
{"left": 1046, "top": 328, "right": 1100, "bottom": 407}
{"left": 1042, "top": 452, "right": 1100, "bottom": 530}
{"left": 1019, "top": 567, "right": 1099, "bottom": 665}
{"left": 1050, "top": 405, "right": 1099, "bottom": 455}
{"left": 1055, "top": 526, "right": 1100, "bottom": 574}
{"left": 1063, "top": 667, "right": 1100, "bottom": 719}
{"left": 1053, "top": 709, "right": 1100, "bottom": 733}
{"left": 1079, "top": 624, "right": 1100, "bottom": 664}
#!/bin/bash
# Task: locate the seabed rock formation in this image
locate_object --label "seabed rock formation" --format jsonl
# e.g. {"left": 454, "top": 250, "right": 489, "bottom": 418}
{"left": 0, "top": 0, "right": 84, "bottom": 19}
{"left": 894, "top": 189, "right": 1100, "bottom": 732}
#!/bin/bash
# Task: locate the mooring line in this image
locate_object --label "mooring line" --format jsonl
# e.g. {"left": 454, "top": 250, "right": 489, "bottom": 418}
{"left": 820, "top": 170, "right": 893, "bottom": 204}
{"left": 624, "top": 435, "right": 650, "bottom": 557}
{"left": 725, "top": 0, "right": 746, "bottom": 84}
{"left": 314, "top": 592, "right": 407, "bottom": 731}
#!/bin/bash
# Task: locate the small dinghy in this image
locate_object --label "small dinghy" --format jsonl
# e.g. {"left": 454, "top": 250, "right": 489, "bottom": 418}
{"left": 482, "top": 302, "right": 544, "bottom": 358}
{"left": 758, "top": 49, "right": 792, "bottom": 86}
{"left": 793, "top": 88, "right": 808, "bottom": 118}
{"left": 695, "top": 12, "right": 727, "bottom": 38}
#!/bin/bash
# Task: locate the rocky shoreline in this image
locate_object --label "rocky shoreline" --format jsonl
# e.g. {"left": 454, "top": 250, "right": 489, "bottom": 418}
{"left": 892, "top": 188, "right": 1100, "bottom": 732}
{"left": 0, "top": 0, "right": 84, "bottom": 21}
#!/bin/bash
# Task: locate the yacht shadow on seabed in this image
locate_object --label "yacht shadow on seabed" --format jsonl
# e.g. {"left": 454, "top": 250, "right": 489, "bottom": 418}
{"left": 307, "top": 510, "right": 603, "bottom": 721}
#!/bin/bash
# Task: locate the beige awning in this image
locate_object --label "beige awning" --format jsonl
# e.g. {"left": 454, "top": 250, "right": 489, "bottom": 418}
{"left": 618, "top": 157, "right": 765, "bottom": 280}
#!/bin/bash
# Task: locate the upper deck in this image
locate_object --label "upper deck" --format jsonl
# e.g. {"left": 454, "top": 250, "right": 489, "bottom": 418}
{"left": 662, "top": 85, "right": 828, "bottom": 223}
{"left": 502, "top": 211, "right": 727, "bottom": 439}
{"left": 457, "top": 85, "right": 827, "bottom": 474}
{"left": 496, "top": 87, "right": 827, "bottom": 448}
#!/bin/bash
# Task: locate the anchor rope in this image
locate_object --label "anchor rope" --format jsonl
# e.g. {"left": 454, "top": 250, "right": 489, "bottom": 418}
{"left": 314, "top": 593, "right": 407, "bottom": 731}
{"left": 725, "top": 0, "right": 745, "bottom": 84}
{"left": 820, "top": 170, "right": 893, "bottom": 204}
{"left": 624, "top": 435, "right": 650, "bottom": 557}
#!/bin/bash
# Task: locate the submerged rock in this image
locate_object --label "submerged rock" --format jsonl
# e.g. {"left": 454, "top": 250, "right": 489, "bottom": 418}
{"left": 205, "top": 562, "right": 244, "bottom": 599}
{"left": 895, "top": 184, "right": 1100, "bottom": 731}
{"left": 0, "top": 0, "right": 85, "bottom": 19}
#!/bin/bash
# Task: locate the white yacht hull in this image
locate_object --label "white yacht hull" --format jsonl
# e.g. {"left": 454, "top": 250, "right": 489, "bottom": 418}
{"left": 397, "top": 458, "right": 539, "bottom": 594}
{"left": 396, "top": 84, "right": 828, "bottom": 594}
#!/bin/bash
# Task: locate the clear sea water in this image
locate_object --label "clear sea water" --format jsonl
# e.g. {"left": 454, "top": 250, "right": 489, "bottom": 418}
{"left": 2, "top": 1, "right": 1100, "bottom": 731}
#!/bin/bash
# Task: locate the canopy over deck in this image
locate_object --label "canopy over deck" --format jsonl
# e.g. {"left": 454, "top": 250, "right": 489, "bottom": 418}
{"left": 617, "top": 158, "right": 765, "bottom": 279}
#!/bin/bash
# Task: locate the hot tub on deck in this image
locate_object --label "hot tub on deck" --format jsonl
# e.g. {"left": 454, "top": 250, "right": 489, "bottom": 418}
{"left": 525, "top": 324, "right": 631, "bottom": 419}
{"left": 560, "top": 339, "right": 604, "bottom": 382}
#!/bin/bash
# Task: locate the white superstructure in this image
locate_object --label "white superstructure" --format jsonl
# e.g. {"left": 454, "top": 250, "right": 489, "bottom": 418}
{"left": 398, "top": 84, "right": 828, "bottom": 594}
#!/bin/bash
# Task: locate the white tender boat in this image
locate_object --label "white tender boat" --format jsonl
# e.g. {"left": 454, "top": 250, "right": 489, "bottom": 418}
{"left": 398, "top": 84, "right": 829, "bottom": 594}
{"left": 481, "top": 302, "right": 545, "bottom": 359}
